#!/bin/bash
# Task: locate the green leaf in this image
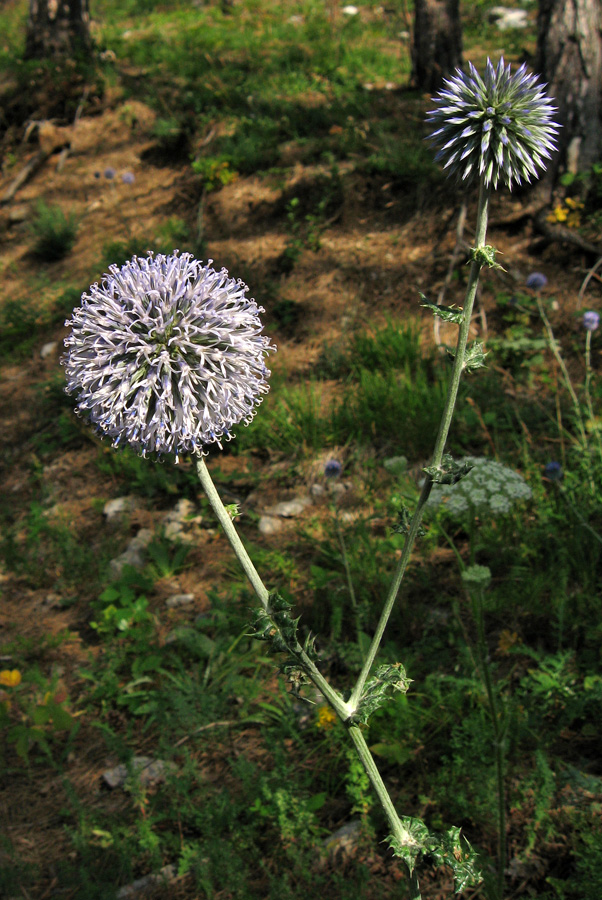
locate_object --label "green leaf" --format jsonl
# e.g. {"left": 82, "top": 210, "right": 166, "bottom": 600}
{"left": 419, "top": 293, "right": 464, "bottom": 324}
{"left": 352, "top": 663, "right": 412, "bottom": 725}
{"left": 469, "top": 244, "right": 505, "bottom": 271}
{"left": 387, "top": 818, "right": 482, "bottom": 890}
{"left": 463, "top": 340, "right": 488, "bottom": 372}
{"left": 423, "top": 453, "right": 474, "bottom": 485}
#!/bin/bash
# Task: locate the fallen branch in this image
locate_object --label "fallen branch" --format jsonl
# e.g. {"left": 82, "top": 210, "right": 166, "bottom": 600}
{"left": 0, "top": 149, "right": 51, "bottom": 205}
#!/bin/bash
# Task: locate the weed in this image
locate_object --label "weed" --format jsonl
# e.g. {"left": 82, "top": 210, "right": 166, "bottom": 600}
{"left": 28, "top": 200, "right": 78, "bottom": 262}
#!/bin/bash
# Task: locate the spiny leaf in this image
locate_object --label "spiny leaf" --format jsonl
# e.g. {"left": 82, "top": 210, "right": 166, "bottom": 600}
{"left": 423, "top": 453, "right": 474, "bottom": 486}
{"left": 419, "top": 293, "right": 465, "bottom": 324}
{"left": 351, "top": 663, "right": 412, "bottom": 725}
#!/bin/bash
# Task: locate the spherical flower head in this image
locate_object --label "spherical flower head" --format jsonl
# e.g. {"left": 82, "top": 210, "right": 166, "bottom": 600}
{"left": 426, "top": 456, "right": 532, "bottom": 520}
{"left": 121, "top": 172, "right": 135, "bottom": 185}
{"left": 583, "top": 310, "right": 600, "bottom": 332}
{"left": 426, "top": 57, "right": 560, "bottom": 189}
{"left": 544, "top": 461, "right": 563, "bottom": 481}
{"left": 324, "top": 459, "right": 342, "bottom": 478}
{"left": 104, "top": 167, "right": 116, "bottom": 179}
{"left": 63, "top": 252, "right": 276, "bottom": 461}
{"left": 526, "top": 272, "right": 548, "bottom": 291}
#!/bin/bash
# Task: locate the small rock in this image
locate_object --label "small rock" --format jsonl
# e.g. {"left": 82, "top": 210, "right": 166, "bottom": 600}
{"left": 383, "top": 456, "right": 408, "bottom": 477}
{"left": 310, "top": 483, "right": 325, "bottom": 498}
{"left": 320, "top": 820, "right": 362, "bottom": 867}
{"left": 116, "top": 864, "right": 177, "bottom": 899}
{"left": 109, "top": 528, "right": 153, "bottom": 578}
{"left": 342, "top": 5, "right": 359, "bottom": 15}
{"left": 327, "top": 481, "right": 347, "bottom": 497}
{"left": 103, "top": 496, "right": 138, "bottom": 522}
{"left": 102, "top": 756, "right": 176, "bottom": 789}
{"left": 488, "top": 6, "right": 528, "bottom": 29}
{"left": 264, "top": 497, "right": 311, "bottom": 517}
{"left": 40, "top": 341, "right": 58, "bottom": 359}
{"left": 163, "top": 520, "right": 183, "bottom": 540}
{"left": 166, "top": 593, "right": 194, "bottom": 608}
{"left": 258, "top": 515, "right": 283, "bottom": 536}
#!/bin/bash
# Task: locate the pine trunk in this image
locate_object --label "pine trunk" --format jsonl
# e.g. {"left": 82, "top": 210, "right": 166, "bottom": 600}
{"left": 412, "top": 0, "right": 463, "bottom": 93}
{"left": 536, "top": 0, "right": 602, "bottom": 178}
{"left": 24, "top": 0, "right": 92, "bottom": 60}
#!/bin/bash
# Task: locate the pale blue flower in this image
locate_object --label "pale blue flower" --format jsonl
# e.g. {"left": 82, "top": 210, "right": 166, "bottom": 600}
{"left": 544, "top": 461, "right": 563, "bottom": 481}
{"left": 427, "top": 57, "right": 559, "bottom": 189}
{"left": 63, "top": 252, "right": 275, "bottom": 461}
{"left": 583, "top": 311, "right": 600, "bottom": 332}
{"left": 526, "top": 272, "right": 548, "bottom": 291}
{"left": 324, "top": 460, "right": 342, "bottom": 478}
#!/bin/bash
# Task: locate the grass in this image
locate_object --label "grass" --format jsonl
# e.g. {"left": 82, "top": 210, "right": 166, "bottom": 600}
{"left": 1, "top": 1, "right": 601, "bottom": 898}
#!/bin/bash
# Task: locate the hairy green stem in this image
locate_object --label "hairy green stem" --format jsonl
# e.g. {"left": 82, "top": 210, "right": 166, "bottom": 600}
{"left": 194, "top": 456, "right": 352, "bottom": 721}
{"left": 347, "top": 724, "right": 421, "bottom": 900}
{"left": 348, "top": 181, "right": 491, "bottom": 713}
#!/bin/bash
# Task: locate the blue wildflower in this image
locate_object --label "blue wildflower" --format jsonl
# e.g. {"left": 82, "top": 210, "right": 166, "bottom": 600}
{"left": 544, "top": 461, "right": 563, "bottom": 481}
{"left": 426, "top": 57, "right": 559, "bottom": 189}
{"left": 583, "top": 311, "right": 600, "bottom": 332}
{"left": 324, "top": 460, "right": 342, "bottom": 478}
{"left": 526, "top": 272, "right": 548, "bottom": 291}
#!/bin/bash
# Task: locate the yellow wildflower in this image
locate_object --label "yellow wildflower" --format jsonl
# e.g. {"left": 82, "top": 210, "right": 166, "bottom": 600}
{"left": 0, "top": 669, "right": 22, "bottom": 688}
{"left": 316, "top": 705, "right": 337, "bottom": 730}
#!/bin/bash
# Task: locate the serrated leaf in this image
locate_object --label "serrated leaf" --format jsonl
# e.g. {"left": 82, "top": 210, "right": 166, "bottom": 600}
{"left": 351, "top": 663, "right": 412, "bottom": 725}
{"left": 463, "top": 340, "right": 488, "bottom": 372}
{"left": 469, "top": 244, "right": 505, "bottom": 270}
{"left": 419, "top": 293, "right": 465, "bottom": 324}
{"left": 423, "top": 453, "right": 474, "bottom": 486}
{"left": 387, "top": 818, "right": 483, "bottom": 891}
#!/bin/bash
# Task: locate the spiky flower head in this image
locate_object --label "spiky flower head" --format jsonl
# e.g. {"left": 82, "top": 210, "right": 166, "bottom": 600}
{"left": 63, "top": 252, "right": 275, "bottom": 461}
{"left": 427, "top": 57, "right": 559, "bottom": 189}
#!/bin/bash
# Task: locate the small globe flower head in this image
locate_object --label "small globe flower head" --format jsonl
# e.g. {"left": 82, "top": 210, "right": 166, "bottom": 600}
{"left": 426, "top": 57, "right": 560, "bottom": 189}
{"left": 121, "top": 172, "right": 135, "bottom": 185}
{"left": 544, "top": 461, "right": 563, "bottom": 481}
{"left": 583, "top": 310, "right": 600, "bottom": 332}
{"left": 63, "top": 252, "right": 276, "bottom": 462}
{"left": 324, "top": 459, "right": 342, "bottom": 478}
{"left": 104, "top": 167, "right": 116, "bottom": 179}
{"left": 526, "top": 272, "right": 548, "bottom": 291}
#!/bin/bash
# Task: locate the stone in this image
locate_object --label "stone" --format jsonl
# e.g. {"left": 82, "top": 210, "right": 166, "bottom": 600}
{"left": 264, "top": 497, "right": 311, "bottom": 517}
{"left": 258, "top": 515, "right": 283, "bottom": 535}
{"left": 108, "top": 528, "right": 153, "bottom": 578}
{"left": 40, "top": 341, "right": 58, "bottom": 359}
{"left": 165, "top": 593, "right": 194, "bottom": 608}
{"left": 103, "top": 496, "right": 138, "bottom": 522}
{"left": 116, "top": 864, "right": 177, "bottom": 899}
{"left": 319, "top": 820, "right": 362, "bottom": 867}
{"left": 488, "top": 7, "right": 529, "bottom": 29}
{"left": 102, "top": 756, "right": 176, "bottom": 789}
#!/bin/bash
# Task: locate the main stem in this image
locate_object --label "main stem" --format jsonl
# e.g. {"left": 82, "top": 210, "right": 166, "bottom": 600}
{"left": 195, "top": 457, "right": 420, "bottom": 887}
{"left": 348, "top": 181, "right": 491, "bottom": 712}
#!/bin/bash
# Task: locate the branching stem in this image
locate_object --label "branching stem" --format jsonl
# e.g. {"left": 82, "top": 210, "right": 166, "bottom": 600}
{"left": 348, "top": 181, "right": 491, "bottom": 713}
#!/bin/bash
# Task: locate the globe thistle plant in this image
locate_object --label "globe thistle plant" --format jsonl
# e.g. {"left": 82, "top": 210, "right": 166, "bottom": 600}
{"left": 427, "top": 57, "right": 559, "bottom": 189}
{"left": 63, "top": 252, "right": 275, "bottom": 461}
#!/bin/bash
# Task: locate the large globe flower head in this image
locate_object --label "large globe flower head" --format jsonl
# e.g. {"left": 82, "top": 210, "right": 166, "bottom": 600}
{"left": 426, "top": 57, "right": 560, "bottom": 189}
{"left": 63, "top": 252, "right": 276, "bottom": 461}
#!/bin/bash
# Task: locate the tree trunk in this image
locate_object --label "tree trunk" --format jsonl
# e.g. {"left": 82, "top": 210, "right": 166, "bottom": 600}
{"left": 24, "top": 0, "right": 92, "bottom": 60}
{"left": 412, "top": 0, "right": 463, "bottom": 93}
{"left": 536, "top": 0, "right": 602, "bottom": 179}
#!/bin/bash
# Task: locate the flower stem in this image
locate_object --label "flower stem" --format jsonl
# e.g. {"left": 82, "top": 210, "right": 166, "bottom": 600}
{"left": 348, "top": 181, "right": 491, "bottom": 713}
{"left": 194, "top": 455, "right": 352, "bottom": 721}
{"left": 347, "top": 724, "right": 421, "bottom": 900}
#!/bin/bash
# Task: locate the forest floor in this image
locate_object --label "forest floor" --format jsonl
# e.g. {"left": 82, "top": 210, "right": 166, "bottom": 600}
{"left": 1, "top": 2, "right": 602, "bottom": 899}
